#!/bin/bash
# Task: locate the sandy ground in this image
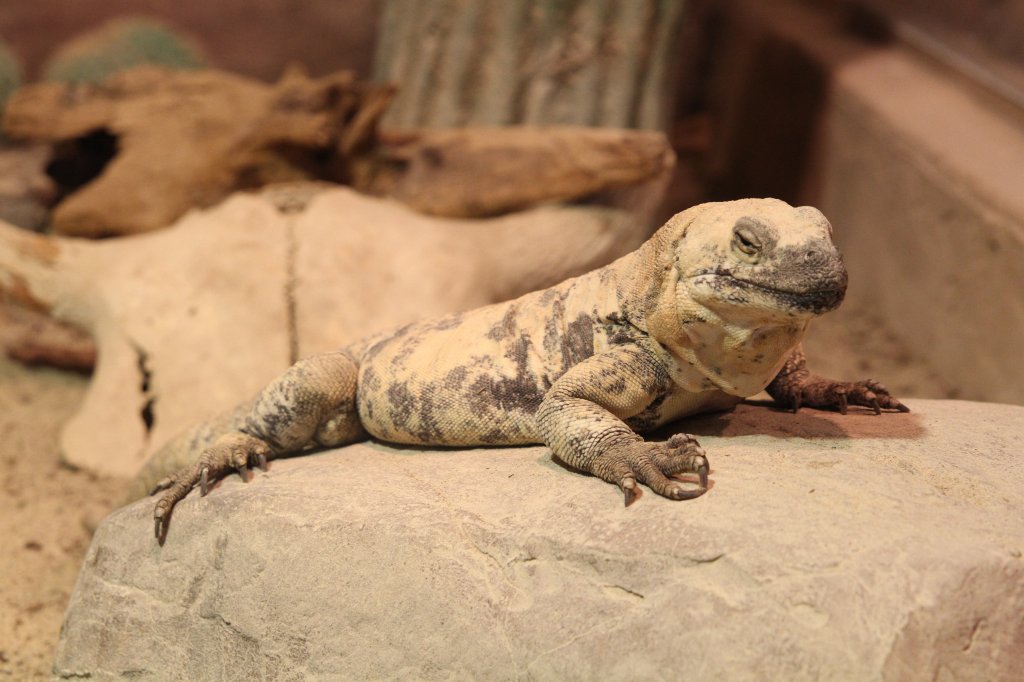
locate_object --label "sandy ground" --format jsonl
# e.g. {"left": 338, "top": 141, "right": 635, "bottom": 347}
{"left": 0, "top": 356, "right": 125, "bottom": 680}
{"left": 0, "top": 296, "right": 957, "bottom": 679}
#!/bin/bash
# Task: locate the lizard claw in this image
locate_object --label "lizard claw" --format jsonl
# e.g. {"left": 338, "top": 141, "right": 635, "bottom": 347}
{"left": 698, "top": 459, "right": 709, "bottom": 489}
{"left": 151, "top": 432, "right": 272, "bottom": 540}
{"left": 816, "top": 379, "right": 909, "bottom": 415}
{"left": 154, "top": 498, "right": 171, "bottom": 541}
{"left": 622, "top": 476, "right": 639, "bottom": 507}
{"left": 149, "top": 475, "right": 174, "bottom": 496}
{"left": 599, "top": 435, "right": 710, "bottom": 504}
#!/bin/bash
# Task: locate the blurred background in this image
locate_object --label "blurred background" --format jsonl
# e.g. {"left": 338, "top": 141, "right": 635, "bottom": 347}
{"left": 2, "top": 0, "right": 1022, "bottom": 405}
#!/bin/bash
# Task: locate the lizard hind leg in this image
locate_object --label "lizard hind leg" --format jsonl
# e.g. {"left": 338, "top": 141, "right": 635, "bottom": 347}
{"left": 152, "top": 350, "right": 366, "bottom": 541}
{"left": 313, "top": 398, "right": 367, "bottom": 446}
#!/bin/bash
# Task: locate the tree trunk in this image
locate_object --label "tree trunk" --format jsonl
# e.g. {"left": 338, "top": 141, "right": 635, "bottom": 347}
{"left": 374, "top": 0, "right": 688, "bottom": 130}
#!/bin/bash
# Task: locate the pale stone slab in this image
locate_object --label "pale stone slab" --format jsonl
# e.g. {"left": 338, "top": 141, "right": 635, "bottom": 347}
{"left": 0, "top": 188, "right": 644, "bottom": 478}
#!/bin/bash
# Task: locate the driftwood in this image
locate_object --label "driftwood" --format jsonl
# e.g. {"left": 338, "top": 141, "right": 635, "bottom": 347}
{"left": 3, "top": 66, "right": 675, "bottom": 236}
{"left": 0, "top": 303, "right": 95, "bottom": 370}
{"left": 0, "top": 181, "right": 671, "bottom": 478}
{"left": 0, "top": 121, "right": 673, "bottom": 373}
{"left": 362, "top": 126, "right": 675, "bottom": 218}
{"left": 3, "top": 65, "right": 394, "bottom": 237}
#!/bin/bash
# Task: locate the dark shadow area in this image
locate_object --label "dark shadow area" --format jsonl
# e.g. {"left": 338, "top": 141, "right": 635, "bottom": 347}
{"left": 232, "top": 142, "right": 342, "bottom": 191}
{"left": 706, "top": 32, "right": 829, "bottom": 204}
{"left": 653, "top": 401, "right": 925, "bottom": 440}
{"left": 44, "top": 128, "right": 118, "bottom": 202}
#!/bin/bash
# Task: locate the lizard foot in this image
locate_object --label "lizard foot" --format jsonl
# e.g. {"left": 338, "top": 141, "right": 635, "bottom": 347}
{"left": 594, "top": 433, "right": 709, "bottom": 506}
{"left": 151, "top": 432, "right": 270, "bottom": 541}
{"left": 794, "top": 379, "right": 909, "bottom": 415}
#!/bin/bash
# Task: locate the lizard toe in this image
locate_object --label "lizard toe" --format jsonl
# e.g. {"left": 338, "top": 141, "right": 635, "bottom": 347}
{"left": 591, "top": 438, "right": 711, "bottom": 503}
{"left": 834, "top": 380, "right": 909, "bottom": 414}
{"left": 149, "top": 475, "right": 175, "bottom": 496}
{"left": 635, "top": 461, "right": 705, "bottom": 500}
{"left": 621, "top": 475, "right": 640, "bottom": 507}
{"left": 652, "top": 433, "right": 708, "bottom": 477}
{"left": 151, "top": 432, "right": 274, "bottom": 539}
{"left": 154, "top": 497, "right": 174, "bottom": 541}
{"left": 632, "top": 441, "right": 708, "bottom": 501}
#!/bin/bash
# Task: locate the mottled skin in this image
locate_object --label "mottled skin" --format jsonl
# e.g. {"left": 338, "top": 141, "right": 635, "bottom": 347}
{"left": 143, "top": 199, "right": 907, "bottom": 539}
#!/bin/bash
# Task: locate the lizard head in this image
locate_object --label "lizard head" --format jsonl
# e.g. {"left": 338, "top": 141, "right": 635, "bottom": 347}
{"left": 673, "top": 198, "right": 847, "bottom": 319}
{"left": 626, "top": 198, "right": 846, "bottom": 396}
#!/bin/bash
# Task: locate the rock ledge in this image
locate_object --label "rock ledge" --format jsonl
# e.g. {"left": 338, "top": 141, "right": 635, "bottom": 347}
{"left": 54, "top": 400, "right": 1024, "bottom": 680}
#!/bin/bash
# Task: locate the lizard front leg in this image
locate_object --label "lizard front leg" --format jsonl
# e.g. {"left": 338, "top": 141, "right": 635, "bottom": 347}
{"left": 152, "top": 350, "right": 365, "bottom": 539}
{"left": 536, "top": 343, "right": 709, "bottom": 505}
{"left": 767, "top": 345, "right": 909, "bottom": 414}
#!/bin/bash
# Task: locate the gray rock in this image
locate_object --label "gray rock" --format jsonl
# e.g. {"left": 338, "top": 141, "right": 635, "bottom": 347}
{"left": 54, "top": 400, "right": 1024, "bottom": 680}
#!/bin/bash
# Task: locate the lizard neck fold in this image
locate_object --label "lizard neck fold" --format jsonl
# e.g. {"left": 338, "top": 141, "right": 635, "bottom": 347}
{"left": 611, "top": 207, "right": 695, "bottom": 334}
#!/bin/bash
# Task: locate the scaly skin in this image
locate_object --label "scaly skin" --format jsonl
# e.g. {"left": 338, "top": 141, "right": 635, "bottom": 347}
{"left": 766, "top": 346, "right": 909, "bottom": 415}
{"left": 143, "top": 198, "right": 908, "bottom": 541}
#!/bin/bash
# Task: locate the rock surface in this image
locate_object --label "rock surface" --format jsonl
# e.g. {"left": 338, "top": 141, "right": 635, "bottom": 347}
{"left": 55, "top": 400, "right": 1024, "bottom": 680}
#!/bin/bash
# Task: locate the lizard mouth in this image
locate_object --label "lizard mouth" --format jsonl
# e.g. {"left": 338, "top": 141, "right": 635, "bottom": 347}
{"left": 689, "top": 271, "right": 846, "bottom": 313}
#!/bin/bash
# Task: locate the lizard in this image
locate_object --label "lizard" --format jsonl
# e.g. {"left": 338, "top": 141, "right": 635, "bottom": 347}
{"left": 141, "top": 198, "right": 908, "bottom": 539}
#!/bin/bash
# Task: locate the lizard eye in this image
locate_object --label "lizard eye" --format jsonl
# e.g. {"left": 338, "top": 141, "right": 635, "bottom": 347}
{"left": 732, "top": 224, "right": 762, "bottom": 256}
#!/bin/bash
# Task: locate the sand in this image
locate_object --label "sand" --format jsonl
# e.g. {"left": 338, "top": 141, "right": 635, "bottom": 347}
{"left": 0, "top": 356, "right": 124, "bottom": 680}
